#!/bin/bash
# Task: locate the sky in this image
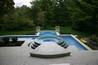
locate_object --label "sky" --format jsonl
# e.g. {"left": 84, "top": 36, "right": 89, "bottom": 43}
{"left": 14, "top": 0, "right": 32, "bottom": 7}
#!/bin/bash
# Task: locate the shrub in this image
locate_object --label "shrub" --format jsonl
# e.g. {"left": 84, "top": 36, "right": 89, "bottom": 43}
{"left": 11, "top": 37, "right": 18, "bottom": 43}
{"left": 2, "top": 37, "right": 10, "bottom": 43}
{"left": 90, "top": 35, "right": 96, "bottom": 40}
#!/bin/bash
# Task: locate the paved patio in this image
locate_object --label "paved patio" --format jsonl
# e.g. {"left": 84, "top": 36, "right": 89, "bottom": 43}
{"left": 0, "top": 40, "right": 98, "bottom": 65}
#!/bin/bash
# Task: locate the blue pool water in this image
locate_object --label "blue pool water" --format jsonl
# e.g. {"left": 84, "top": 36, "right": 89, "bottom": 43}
{"left": 38, "top": 31, "right": 87, "bottom": 50}
{"left": 61, "top": 36, "right": 87, "bottom": 51}
{"left": 0, "top": 31, "right": 88, "bottom": 51}
{"left": 43, "top": 39, "right": 55, "bottom": 42}
{"left": 39, "top": 31, "right": 57, "bottom": 37}
{"left": 34, "top": 36, "right": 63, "bottom": 44}
{"left": 39, "top": 37, "right": 59, "bottom": 42}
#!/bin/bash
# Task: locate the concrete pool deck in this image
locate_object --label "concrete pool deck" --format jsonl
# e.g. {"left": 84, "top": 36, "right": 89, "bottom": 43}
{"left": 0, "top": 40, "right": 98, "bottom": 65}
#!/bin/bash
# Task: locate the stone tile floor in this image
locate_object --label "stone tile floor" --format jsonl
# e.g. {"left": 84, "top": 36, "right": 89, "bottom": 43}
{"left": 0, "top": 40, "right": 98, "bottom": 65}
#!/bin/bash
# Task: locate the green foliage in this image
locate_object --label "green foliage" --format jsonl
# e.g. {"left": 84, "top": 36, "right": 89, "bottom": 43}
{"left": 0, "top": 5, "right": 35, "bottom": 31}
{"left": 70, "top": 0, "right": 98, "bottom": 34}
{"left": 11, "top": 37, "right": 18, "bottom": 43}
{"left": 0, "top": 30, "right": 36, "bottom": 35}
{"left": 0, "top": 0, "right": 14, "bottom": 30}
{"left": 85, "top": 42, "right": 97, "bottom": 50}
{"left": 30, "top": 0, "right": 42, "bottom": 26}
{"left": 60, "top": 26, "right": 91, "bottom": 38}
{"left": 90, "top": 35, "right": 98, "bottom": 42}
{"left": 38, "top": 0, "right": 96, "bottom": 34}
{"left": 0, "top": 27, "right": 90, "bottom": 38}
{"left": 2, "top": 37, "right": 10, "bottom": 43}
{"left": 0, "top": 0, "right": 14, "bottom": 16}
{"left": 52, "top": 0, "right": 72, "bottom": 26}
{"left": 30, "top": 0, "right": 72, "bottom": 27}
{"left": 0, "top": 0, "right": 98, "bottom": 35}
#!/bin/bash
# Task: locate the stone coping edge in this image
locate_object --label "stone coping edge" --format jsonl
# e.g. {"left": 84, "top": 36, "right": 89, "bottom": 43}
{"left": 30, "top": 52, "right": 71, "bottom": 58}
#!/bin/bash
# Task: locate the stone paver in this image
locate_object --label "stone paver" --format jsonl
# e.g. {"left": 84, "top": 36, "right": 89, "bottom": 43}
{"left": 30, "top": 42, "right": 70, "bottom": 54}
{"left": 49, "top": 63, "right": 70, "bottom": 65}
{"left": 0, "top": 41, "right": 98, "bottom": 65}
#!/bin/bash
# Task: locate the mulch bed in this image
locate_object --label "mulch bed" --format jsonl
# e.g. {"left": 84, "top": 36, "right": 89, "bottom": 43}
{"left": 0, "top": 41, "right": 24, "bottom": 47}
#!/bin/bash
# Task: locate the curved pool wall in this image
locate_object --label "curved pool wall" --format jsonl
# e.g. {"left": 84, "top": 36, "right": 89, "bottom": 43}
{"left": 37, "top": 30, "right": 59, "bottom": 36}
{"left": 29, "top": 36, "right": 68, "bottom": 49}
{"left": 35, "top": 36, "right": 63, "bottom": 44}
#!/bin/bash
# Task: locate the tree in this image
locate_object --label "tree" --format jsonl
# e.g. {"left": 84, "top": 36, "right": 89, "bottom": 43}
{"left": 0, "top": 0, "right": 14, "bottom": 30}
{"left": 9, "top": 5, "right": 35, "bottom": 31}
{"left": 0, "top": 0, "right": 14, "bottom": 16}
{"left": 52, "top": 0, "right": 71, "bottom": 26}
{"left": 38, "top": 0, "right": 56, "bottom": 27}
{"left": 30, "top": 0, "right": 98, "bottom": 33}
{"left": 70, "top": 0, "right": 98, "bottom": 34}
{"left": 0, "top": 5, "right": 35, "bottom": 31}
{"left": 30, "top": 0, "right": 71, "bottom": 27}
{"left": 30, "top": 0, "right": 42, "bottom": 26}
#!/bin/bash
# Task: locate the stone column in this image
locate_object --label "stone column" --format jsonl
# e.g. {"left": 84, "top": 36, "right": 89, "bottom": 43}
{"left": 55, "top": 26, "right": 60, "bottom": 33}
{"left": 36, "top": 26, "right": 40, "bottom": 33}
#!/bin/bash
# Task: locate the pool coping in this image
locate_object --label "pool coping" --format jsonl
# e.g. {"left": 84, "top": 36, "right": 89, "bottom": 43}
{"left": 71, "top": 35, "right": 92, "bottom": 50}
{"left": 0, "top": 31, "right": 92, "bottom": 51}
{"left": 30, "top": 52, "right": 71, "bottom": 58}
{"left": 59, "top": 34, "right": 92, "bottom": 50}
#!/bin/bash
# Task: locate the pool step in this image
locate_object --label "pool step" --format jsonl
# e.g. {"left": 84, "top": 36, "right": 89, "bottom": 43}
{"left": 30, "top": 42, "right": 41, "bottom": 49}
{"left": 34, "top": 41, "right": 41, "bottom": 45}
{"left": 63, "top": 44, "right": 68, "bottom": 48}
{"left": 33, "top": 43, "right": 39, "bottom": 47}
{"left": 31, "top": 45, "right": 36, "bottom": 49}
{"left": 57, "top": 42, "right": 68, "bottom": 48}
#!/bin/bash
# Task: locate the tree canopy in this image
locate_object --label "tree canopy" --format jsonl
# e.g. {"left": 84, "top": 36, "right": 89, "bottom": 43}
{"left": 70, "top": 0, "right": 98, "bottom": 33}
{"left": 0, "top": 0, "right": 14, "bottom": 16}
{"left": 0, "top": 0, "right": 98, "bottom": 34}
{"left": 30, "top": 0, "right": 98, "bottom": 33}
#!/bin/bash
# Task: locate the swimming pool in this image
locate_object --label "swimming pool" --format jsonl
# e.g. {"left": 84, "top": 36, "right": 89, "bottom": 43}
{"left": 36, "top": 31, "right": 88, "bottom": 50}
{"left": 35, "top": 36, "right": 63, "bottom": 43}
{"left": 0, "top": 31, "right": 90, "bottom": 51}
{"left": 30, "top": 36, "right": 68, "bottom": 49}
{"left": 60, "top": 36, "right": 87, "bottom": 50}
{"left": 38, "top": 30, "right": 58, "bottom": 36}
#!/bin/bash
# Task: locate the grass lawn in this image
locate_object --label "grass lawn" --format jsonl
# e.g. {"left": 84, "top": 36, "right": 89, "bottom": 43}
{"left": 0, "top": 26, "right": 90, "bottom": 38}
{"left": 0, "top": 30, "right": 36, "bottom": 35}
{"left": 60, "top": 27, "right": 91, "bottom": 38}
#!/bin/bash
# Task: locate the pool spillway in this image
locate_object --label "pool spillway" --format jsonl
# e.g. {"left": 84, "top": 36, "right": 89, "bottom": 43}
{"left": 29, "top": 36, "right": 68, "bottom": 49}
{"left": 38, "top": 31, "right": 57, "bottom": 36}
